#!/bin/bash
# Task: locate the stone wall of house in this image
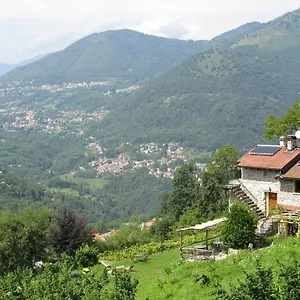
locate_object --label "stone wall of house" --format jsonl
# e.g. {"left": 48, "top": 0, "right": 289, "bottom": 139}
{"left": 278, "top": 179, "right": 300, "bottom": 207}
{"left": 242, "top": 168, "right": 278, "bottom": 183}
{"left": 280, "top": 180, "right": 293, "bottom": 193}
{"left": 240, "top": 168, "right": 279, "bottom": 213}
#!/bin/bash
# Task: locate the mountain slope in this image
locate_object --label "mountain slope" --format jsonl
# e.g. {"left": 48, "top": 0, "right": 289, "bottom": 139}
{"left": 0, "top": 64, "right": 14, "bottom": 77}
{"left": 234, "top": 9, "right": 300, "bottom": 50}
{"left": 0, "top": 29, "right": 208, "bottom": 85}
{"left": 211, "top": 21, "right": 265, "bottom": 49}
{"left": 17, "top": 53, "right": 49, "bottom": 67}
{"left": 97, "top": 9, "right": 300, "bottom": 151}
{"left": 0, "top": 53, "right": 49, "bottom": 77}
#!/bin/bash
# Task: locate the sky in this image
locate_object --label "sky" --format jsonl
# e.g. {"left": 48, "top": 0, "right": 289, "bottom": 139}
{"left": 0, "top": 0, "right": 299, "bottom": 64}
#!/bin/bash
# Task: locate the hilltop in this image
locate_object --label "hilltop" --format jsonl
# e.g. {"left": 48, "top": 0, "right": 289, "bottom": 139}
{"left": 0, "top": 29, "right": 208, "bottom": 85}
{"left": 234, "top": 8, "right": 300, "bottom": 50}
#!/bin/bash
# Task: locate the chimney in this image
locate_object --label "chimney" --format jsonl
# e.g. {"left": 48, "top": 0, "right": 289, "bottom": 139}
{"left": 279, "top": 136, "right": 286, "bottom": 147}
{"left": 287, "top": 135, "right": 297, "bottom": 151}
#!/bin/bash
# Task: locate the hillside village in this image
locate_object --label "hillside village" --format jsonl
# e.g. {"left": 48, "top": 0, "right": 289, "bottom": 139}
{"left": 0, "top": 80, "right": 141, "bottom": 97}
{"left": 0, "top": 108, "right": 200, "bottom": 179}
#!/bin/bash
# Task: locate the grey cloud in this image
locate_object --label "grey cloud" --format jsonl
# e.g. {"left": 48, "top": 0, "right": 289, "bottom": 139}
{"left": 0, "top": 0, "right": 299, "bottom": 63}
{"left": 159, "top": 22, "right": 189, "bottom": 39}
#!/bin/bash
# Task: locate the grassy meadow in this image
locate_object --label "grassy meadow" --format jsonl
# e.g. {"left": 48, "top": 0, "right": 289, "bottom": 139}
{"left": 94, "top": 237, "right": 300, "bottom": 299}
{"left": 59, "top": 174, "right": 110, "bottom": 189}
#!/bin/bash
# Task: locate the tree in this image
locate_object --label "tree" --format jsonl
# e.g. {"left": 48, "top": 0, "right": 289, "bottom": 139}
{"left": 200, "top": 171, "right": 227, "bottom": 216}
{"left": 0, "top": 208, "right": 53, "bottom": 275}
{"left": 264, "top": 100, "right": 300, "bottom": 140}
{"left": 200, "top": 145, "right": 240, "bottom": 216}
{"left": 150, "top": 215, "right": 176, "bottom": 245}
{"left": 160, "top": 163, "right": 201, "bottom": 220}
{"left": 49, "top": 205, "right": 93, "bottom": 256}
{"left": 222, "top": 203, "right": 258, "bottom": 249}
{"left": 207, "top": 145, "right": 240, "bottom": 185}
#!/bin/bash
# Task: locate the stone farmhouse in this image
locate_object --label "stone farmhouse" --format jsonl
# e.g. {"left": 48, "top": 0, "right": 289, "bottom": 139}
{"left": 227, "top": 135, "right": 300, "bottom": 235}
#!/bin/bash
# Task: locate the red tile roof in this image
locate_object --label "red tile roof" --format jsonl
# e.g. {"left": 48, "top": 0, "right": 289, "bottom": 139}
{"left": 282, "top": 163, "right": 300, "bottom": 179}
{"left": 238, "top": 146, "right": 300, "bottom": 171}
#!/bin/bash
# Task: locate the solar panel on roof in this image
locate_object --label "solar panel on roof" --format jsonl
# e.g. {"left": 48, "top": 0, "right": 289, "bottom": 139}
{"left": 250, "top": 145, "right": 282, "bottom": 156}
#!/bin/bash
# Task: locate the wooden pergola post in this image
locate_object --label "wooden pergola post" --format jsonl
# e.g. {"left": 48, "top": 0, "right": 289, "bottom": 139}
{"left": 277, "top": 221, "right": 281, "bottom": 236}
{"left": 180, "top": 230, "right": 183, "bottom": 259}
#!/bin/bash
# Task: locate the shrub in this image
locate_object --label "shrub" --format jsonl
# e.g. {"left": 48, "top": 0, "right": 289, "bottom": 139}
{"left": 75, "top": 245, "right": 99, "bottom": 267}
{"left": 222, "top": 203, "right": 258, "bottom": 249}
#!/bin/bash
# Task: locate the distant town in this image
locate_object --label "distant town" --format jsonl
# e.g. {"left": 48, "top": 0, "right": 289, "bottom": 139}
{"left": 0, "top": 108, "right": 205, "bottom": 179}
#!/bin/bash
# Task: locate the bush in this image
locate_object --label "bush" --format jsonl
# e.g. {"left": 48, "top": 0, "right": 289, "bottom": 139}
{"left": 215, "top": 259, "right": 300, "bottom": 300}
{"left": 222, "top": 203, "right": 258, "bottom": 249}
{"left": 75, "top": 245, "right": 99, "bottom": 267}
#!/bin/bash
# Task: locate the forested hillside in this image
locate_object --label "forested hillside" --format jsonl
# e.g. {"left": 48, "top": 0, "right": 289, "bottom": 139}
{"left": 97, "top": 9, "right": 300, "bottom": 151}
{"left": 0, "top": 30, "right": 208, "bottom": 85}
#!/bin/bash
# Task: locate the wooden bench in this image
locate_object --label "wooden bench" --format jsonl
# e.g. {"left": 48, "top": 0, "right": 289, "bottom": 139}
{"left": 100, "top": 260, "right": 133, "bottom": 274}
{"left": 99, "top": 260, "right": 111, "bottom": 268}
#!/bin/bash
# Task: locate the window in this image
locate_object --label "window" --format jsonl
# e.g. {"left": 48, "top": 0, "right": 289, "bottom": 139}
{"left": 294, "top": 180, "right": 300, "bottom": 193}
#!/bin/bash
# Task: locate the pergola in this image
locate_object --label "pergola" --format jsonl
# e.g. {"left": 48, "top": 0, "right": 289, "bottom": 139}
{"left": 272, "top": 211, "right": 300, "bottom": 236}
{"left": 178, "top": 217, "right": 226, "bottom": 259}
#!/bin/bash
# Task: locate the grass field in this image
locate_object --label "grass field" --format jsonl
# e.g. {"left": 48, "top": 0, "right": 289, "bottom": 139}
{"left": 48, "top": 187, "right": 80, "bottom": 196}
{"left": 59, "top": 174, "right": 110, "bottom": 189}
{"left": 95, "top": 237, "right": 300, "bottom": 299}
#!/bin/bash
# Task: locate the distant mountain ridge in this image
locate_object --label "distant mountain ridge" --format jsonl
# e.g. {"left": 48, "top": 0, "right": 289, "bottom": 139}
{"left": 0, "top": 25, "right": 268, "bottom": 85}
{"left": 0, "top": 53, "right": 49, "bottom": 77}
{"left": 0, "top": 64, "right": 14, "bottom": 77}
{"left": 0, "top": 29, "right": 209, "bottom": 85}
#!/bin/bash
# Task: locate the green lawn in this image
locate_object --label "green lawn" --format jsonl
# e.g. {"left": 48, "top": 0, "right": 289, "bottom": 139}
{"left": 59, "top": 174, "right": 110, "bottom": 189}
{"left": 94, "top": 237, "right": 300, "bottom": 299}
{"left": 48, "top": 187, "right": 80, "bottom": 196}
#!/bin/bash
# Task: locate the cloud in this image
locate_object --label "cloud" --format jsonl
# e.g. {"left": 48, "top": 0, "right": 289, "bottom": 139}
{"left": 0, "top": 0, "right": 299, "bottom": 63}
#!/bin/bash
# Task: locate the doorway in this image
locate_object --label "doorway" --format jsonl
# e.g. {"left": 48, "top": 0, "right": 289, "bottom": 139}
{"left": 268, "top": 192, "right": 277, "bottom": 214}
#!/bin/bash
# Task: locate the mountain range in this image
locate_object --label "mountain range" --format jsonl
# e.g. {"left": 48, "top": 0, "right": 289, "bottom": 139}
{"left": 0, "top": 30, "right": 209, "bottom": 85}
{"left": 96, "top": 8, "right": 300, "bottom": 151}
{"left": 0, "top": 53, "right": 49, "bottom": 77}
{"left": 1, "top": 9, "right": 300, "bottom": 152}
